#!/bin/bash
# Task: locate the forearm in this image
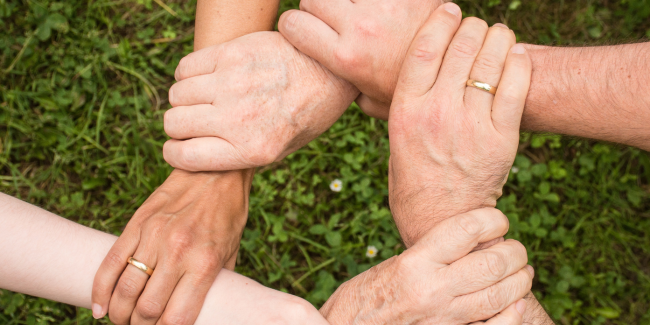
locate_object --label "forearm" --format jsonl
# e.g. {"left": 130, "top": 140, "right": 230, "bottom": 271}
{"left": 195, "top": 0, "right": 280, "bottom": 50}
{"left": 523, "top": 43, "right": 650, "bottom": 150}
{"left": 0, "top": 193, "right": 326, "bottom": 324}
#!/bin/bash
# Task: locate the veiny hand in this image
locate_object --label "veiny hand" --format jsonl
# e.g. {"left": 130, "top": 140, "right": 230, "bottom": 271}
{"left": 320, "top": 208, "right": 533, "bottom": 324}
{"left": 163, "top": 31, "right": 358, "bottom": 171}
{"left": 278, "top": 0, "right": 444, "bottom": 119}
{"left": 92, "top": 169, "right": 253, "bottom": 325}
{"left": 386, "top": 4, "right": 531, "bottom": 246}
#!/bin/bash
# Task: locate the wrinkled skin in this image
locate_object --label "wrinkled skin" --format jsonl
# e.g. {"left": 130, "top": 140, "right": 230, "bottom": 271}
{"left": 279, "top": 0, "right": 444, "bottom": 119}
{"left": 163, "top": 31, "right": 358, "bottom": 171}
{"left": 321, "top": 208, "right": 533, "bottom": 325}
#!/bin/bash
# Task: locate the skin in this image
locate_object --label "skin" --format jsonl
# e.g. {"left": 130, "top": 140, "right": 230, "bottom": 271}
{"left": 91, "top": 0, "right": 281, "bottom": 324}
{"left": 319, "top": 4, "right": 550, "bottom": 324}
{"left": 0, "top": 193, "right": 528, "bottom": 324}
{"left": 278, "top": 0, "right": 650, "bottom": 149}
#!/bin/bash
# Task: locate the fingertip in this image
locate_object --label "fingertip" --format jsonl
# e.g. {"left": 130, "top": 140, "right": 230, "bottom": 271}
{"left": 278, "top": 9, "right": 300, "bottom": 33}
{"left": 515, "top": 299, "right": 527, "bottom": 315}
{"left": 525, "top": 265, "right": 535, "bottom": 278}
{"left": 442, "top": 2, "right": 461, "bottom": 16}
{"left": 162, "top": 140, "right": 180, "bottom": 168}
{"left": 92, "top": 303, "right": 106, "bottom": 319}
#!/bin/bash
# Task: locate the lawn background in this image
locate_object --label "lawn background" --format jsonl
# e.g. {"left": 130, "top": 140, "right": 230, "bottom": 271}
{"left": 1, "top": 0, "right": 649, "bottom": 324}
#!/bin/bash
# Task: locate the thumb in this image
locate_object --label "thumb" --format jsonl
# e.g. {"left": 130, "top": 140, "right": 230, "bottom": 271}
{"left": 356, "top": 94, "right": 390, "bottom": 120}
{"left": 163, "top": 138, "right": 254, "bottom": 171}
{"left": 278, "top": 10, "right": 341, "bottom": 76}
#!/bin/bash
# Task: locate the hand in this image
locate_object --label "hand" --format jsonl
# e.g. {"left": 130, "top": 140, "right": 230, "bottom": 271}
{"left": 320, "top": 208, "right": 534, "bottom": 324}
{"left": 163, "top": 31, "right": 358, "bottom": 171}
{"left": 278, "top": 0, "right": 444, "bottom": 119}
{"left": 386, "top": 5, "right": 531, "bottom": 246}
{"left": 92, "top": 169, "right": 253, "bottom": 325}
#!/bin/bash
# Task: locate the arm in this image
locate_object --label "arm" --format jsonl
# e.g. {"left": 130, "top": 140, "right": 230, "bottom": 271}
{"left": 0, "top": 192, "right": 328, "bottom": 325}
{"left": 279, "top": 3, "right": 650, "bottom": 151}
{"left": 91, "top": 0, "right": 280, "bottom": 323}
{"left": 522, "top": 43, "right": 650, "bottom": 151}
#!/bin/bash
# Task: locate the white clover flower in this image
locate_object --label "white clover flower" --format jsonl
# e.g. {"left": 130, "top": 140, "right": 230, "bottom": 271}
{"left": 511, "top": 166, "right": 520, "bottom": 174}
{"left": 366, "top": 245, "right": 378, "bottom": 258}
{"left": 330, "top": 179, "right": 343, "bottom": 192}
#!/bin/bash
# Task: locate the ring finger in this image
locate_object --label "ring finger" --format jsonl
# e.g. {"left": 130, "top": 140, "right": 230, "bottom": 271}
{"left": 464, "top": 24, "right": 516, "bottom": 117}
{"left": 108, "top": 242, "right": 158, "bottom": 325}
{"left": 130, "top": 256, "right": 184, "bottom": 325}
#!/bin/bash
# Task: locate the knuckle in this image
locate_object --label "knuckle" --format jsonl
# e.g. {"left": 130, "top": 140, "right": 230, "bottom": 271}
{"left": 117, "top": 276, "right": 142, "bottom": 299}
{"left": 104, "top": 251, "right": 126, "bottom": 270}
{"left": 352, "top": 18, "right": 381, "bottom": 38}
{"left": 483, "top": 251, "right": 508, "bottom": 280}
{"left": 333, "top": 47, "right": 362, "bottom": 71}
{"left": 136, "top": 299, "right": 165, "bottom": 320}
{"left": 455, "top": 213, "right": 482, "bottom": 238}
{"left": 410, "top": 35, "right": 442, "bottom": 63}
{"left": 167, "top": 231, "right": 194, "bottom": 259}
{"left": 464, "top": 17, "right": 489, "bottom": 30}
{"left": 485, "top": 285, "right": 508, "bottom": 311}
{"left": 508, "top": 240, "right": 528, "bottom": 262}
{"left": 473, "top": 54, "right": 503, "bottom": 72}
{"left": 283, "top": 297, "right": 315, "bottom": 322}
{"left": 108, "top": 313, "right": 128, "bottom": 325}
{"left": 450, "top": 38, "right": 481, "bottom": 58}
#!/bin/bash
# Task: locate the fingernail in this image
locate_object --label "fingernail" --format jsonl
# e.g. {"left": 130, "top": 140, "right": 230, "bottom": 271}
{"left": 92, "top": 303, "right": 104, "bottom": 319}
{"left": 168, "top": 88, "right": 174, "bottom": 104}
{"left": 511, "top": 44, "right": 526, "bottom": 54}
{"left": 515, "top": 299, "right": 527, "bottom": 315}
{"left": 525, "top": 265, "right": 535, "bottom": 278}
{"left": 493, "top": 23, "right": 509, "bottom": 29}
{"left": 443, "top": 3, "right": 461, "bottom": 16}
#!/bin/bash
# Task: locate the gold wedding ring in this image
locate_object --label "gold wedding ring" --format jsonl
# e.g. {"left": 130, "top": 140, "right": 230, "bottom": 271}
{"left": 466, "top": 79, "right": 497, "bottom": 95}
{"left": 127, "top": 257, "right": 154, "bottom": 276}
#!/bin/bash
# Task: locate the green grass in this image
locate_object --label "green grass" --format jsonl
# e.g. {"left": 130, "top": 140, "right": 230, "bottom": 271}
{"left": 1, "top": 0, "right": 649, "bottom": 324}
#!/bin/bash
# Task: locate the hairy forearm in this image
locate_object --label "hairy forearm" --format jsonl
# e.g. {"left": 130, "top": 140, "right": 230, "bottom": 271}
{"left": 0, "top": 193, "right": 326, "bottom": 324}
{"left": 195, "top": 0, "right": 280, "bottom": 50}
{"left": 523, "top": 43, "right": 650, "bottom": 150}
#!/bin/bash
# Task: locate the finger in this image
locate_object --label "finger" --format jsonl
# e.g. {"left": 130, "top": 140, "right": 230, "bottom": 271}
{"left": 471, "top": 236, "right": 505, "bottom": 252}
{"left": 108, "top": 246, "right": 158, "bottom": 325}
{"left": 298, "top": 0, "right": 352, "bottom": 32}
{"left": 473, "top": 300, "right": 526, "bottom": 325}
{"left": 163, "top": 138, "right": 253, "bottom": 172}
{"left": 464, "top": 24, "right": 516, "bottom": 117}
{"left": 453, "top": 266, "right": 534, "bottom": 321}
{"left": 174, "top": 46, "right": 222, "bottom": 81}
{"left": 169, "top": 74, "right": 218, "bottom": 107}
{"left": 392, "top": 3, "right": 462, "bottom": 100}
{"left": 92, "top": 226, "right": 141, "bottom": 319}
{"left": 445, "top": 239, "right": 528, "bottom": 296}
{"left": 491, "top": 44, "right": 532, "bottom": 137}
{"left": 433, "top": 17, "right": 489, "bottom": 95}
{"left": 279, "top": 10, "right": 340, "bottom": 77}
{"left": 409, "top": 208, "right": 510, "bottom": 265}
{"left": 164, "top": 104, "right": 225, "bottom": 140}
{"left": 131, "top": 260, "right": 183, "bottom": 325}
{"left": 355, "top": 94, "right": 389, "bottom": 120}
{"left": 157, "top": 273, "right": 218, "bottom": 325}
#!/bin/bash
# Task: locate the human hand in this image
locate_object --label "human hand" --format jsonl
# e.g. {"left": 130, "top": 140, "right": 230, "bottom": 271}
{"left": 278, "top": 0, "right": 444, "bottom": 119}
{"left": 385, "top": 5, "right": 531, "bottom": 246}
{"left": 320, "top": 208, "right": 533, "bottom": 324}
{"left": 91, "top": 169, "right": 253, "bottom": 325}
{"left": 162, "top": 31, "right": 358, "bottom": 171}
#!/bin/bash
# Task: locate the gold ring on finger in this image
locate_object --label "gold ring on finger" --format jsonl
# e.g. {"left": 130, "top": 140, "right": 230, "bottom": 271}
{"left": 466, "top": 79, "right": 497, "bottom": 95}
{"left": 127, "top": 257, "right": 154, "bottom": 276}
